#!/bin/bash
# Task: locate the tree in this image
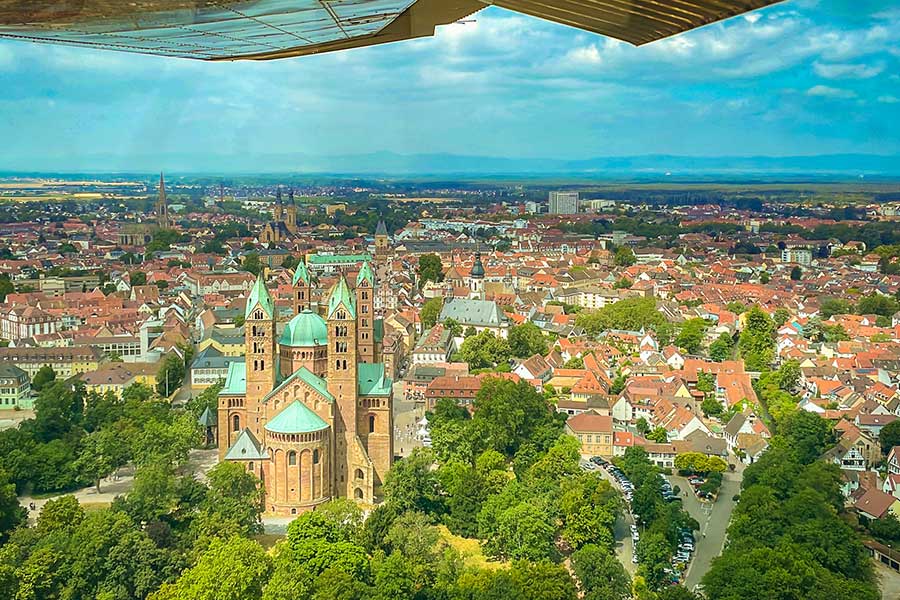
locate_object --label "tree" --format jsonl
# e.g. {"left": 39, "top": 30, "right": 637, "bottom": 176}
{"left": 191, "top": 462, "right": 264, "bottom": 543}
{"left": 383, "top": 449, "right": 444, "bottom": 515}
{"left": 709, "top": 332, "right": 734, "bottom": 362}
{"left": 74, "top": 429, "right": 129, "bottom": 492}
{"left": 613, "top": 277, "right": 633, "bottom": 290}
{"left": 790, "top": 265, "right": 802, "bottom": 280}
{"left": 879, "top": 419, "right": 900, "bottom": 455}
{"left": 635, "top": 418, "right": 650, "bottom": 436}
{"left": 38, "top": 495, "right": 85, "bottom": 533}
{"left": 857, "top": 294, "right": 900, "bottom": 318}
{"left": 31, "top": 365, "right": 56, "bottom": 392}
{"left": 509, "top": 560, "right": 578, "bottom": 600}
{"left": 738, "top": 306, "right": 775, "bottom": 371}
{"left": 571, "top": 544, "right": 630, "bottom": 600}
{"left": 0, "top": 468, "right": 25, "bottom": 543}
{"left": 508, "top": 323, "right": 548, "bottom": 358}
{"left": 773, "top": 307, "right": 791, "bottom": 327}
{"left": 646, "top": 427, "right": 668, "bottom": 443}
{"left": 130, "top": 271, "right": 147, "bottom": 286}
{"left": 636, "top": 532, "right": 672, "bottom": 589}
{"left": 0, "top": 274, "right": 14, "bottom": 302}
{"left": 459, "top": 330, "right": 512, "bottom": 370}
{"left": 420, "top": 298, "right": 443, "bottom": 329}
{"left": 150, "top": 537, "right": 271, "bottom": 600}
{"left": 675, "top": 318, "right": 707, "bottom": 354}
{"left": 472, "top": 377, "right": 561, "bottom": 458}
{"left": 157, "top": 353, "right": 186, "bottom": 397}
{"left": 701, "top": 397, "right": 723, "bottom": 417}
{"left": 614, "top": 247, "right": 636, "bottom": 267}
{"left": 443, "top": 318, "right": 463, "bottom": 337}
{"left": 241, "top": 252, "right": 263, "bottom": 276}
{"left": 417, "top": 254, "right": 444, "bottom": 286}
{"left": 820, "top": 297, "right": 853, "bottom": 319}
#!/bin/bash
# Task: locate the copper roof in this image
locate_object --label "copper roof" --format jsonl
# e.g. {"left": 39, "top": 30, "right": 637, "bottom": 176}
{"left": 0, "top": 0, "right": 783, "bottom": 61}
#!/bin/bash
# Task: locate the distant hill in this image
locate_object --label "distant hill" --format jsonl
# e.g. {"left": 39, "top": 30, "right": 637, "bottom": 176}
{"left": 2, "top": 152, "right": 899, "bottom": 177}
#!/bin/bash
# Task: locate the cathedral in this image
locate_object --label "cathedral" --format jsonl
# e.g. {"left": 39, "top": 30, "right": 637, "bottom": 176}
{"left": 260, "top": 187, "right": 299, "bottom": 244}
{"left": 216, "top": 259, "right": 393, "bottom": 515}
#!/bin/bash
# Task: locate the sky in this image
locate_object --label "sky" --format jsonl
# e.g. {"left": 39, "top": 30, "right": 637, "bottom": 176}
{"left": 0, "top": 0, "right": 899, "bottom": 171}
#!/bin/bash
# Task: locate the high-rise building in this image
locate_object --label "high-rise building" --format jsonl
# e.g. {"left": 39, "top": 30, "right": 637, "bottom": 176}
{"left": 549, "top": 191, "right": 579, "bottom": 214}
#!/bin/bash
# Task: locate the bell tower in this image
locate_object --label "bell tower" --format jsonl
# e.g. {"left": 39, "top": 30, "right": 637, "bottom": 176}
{"left": 292, "top": 259, "right": 314, "bottom": 315}
{"left": 326, "top": 276, "right": 359, "bottom": 497}
{"left": 355, "top": 261, "right": 375, "bottom": 364}
{"left": 244, "top": 274, "right": 277, "bottom": 441}
{"left": 286, "top": 188, "right": 298, "bottom": 232}
{"left": 273, "top": 186, "right": 284, "bottom": 223}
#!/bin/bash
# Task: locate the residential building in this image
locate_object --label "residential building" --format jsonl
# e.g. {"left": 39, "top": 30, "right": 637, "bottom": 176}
{"left": 0, "top": 364, "right": 31, "bottom": 410}
{"left": 565, "top": 412, "right": 614, "bottom": 458}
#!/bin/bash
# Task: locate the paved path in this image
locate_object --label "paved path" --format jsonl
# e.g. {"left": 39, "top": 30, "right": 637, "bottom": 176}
{"left": 876, "top": 562, "right": 900, "bottom": 600}
{"left": 675, "top": 468, "right": 742, "bottom": 589}
{"left": 18, "top": 448, "right": 219, "bottom": 524}
{"left": 393, "top": 380, "right": 425, "bottom": 458}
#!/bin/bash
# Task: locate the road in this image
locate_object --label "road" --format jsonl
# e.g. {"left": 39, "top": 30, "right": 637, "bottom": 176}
{"left": 674, "top": 467, "right": 743, "bottom": 589}
{"left": 589, "top": 461, "right": 637, "bottom": 575}
{"left": 392, "top": 379, "right": 425, "bottom": 459}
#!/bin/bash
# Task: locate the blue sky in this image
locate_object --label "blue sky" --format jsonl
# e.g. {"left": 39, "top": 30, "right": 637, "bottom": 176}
{"left": 0, "top": 0, "right": 899, "bottom": 171}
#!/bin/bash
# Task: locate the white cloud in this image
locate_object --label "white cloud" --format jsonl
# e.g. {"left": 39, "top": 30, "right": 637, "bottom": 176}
{"left": 813, "top": 61, "right": 883, "bottom": 78}
{"left": 563, "top": 44, "right": 602, "bottom": 66}
{"left": 806, "top": 85, "right": 857, "bottom": 99}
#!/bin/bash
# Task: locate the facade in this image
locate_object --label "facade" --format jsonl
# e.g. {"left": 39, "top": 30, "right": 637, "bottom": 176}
{"left": 0, "top": 346, "right": 102, "bottom": 379}
{"left": 0, "top": 364, "right": 31, "bottom": 410}
{"left": 0, "top": 305, "right": 61, "bottom": 341}
{"left": 549, "top": 191, "right": 579, "bottom": 215}
{"left": 217, "top": 263, "right": 393, "bottom": 516}
{"left": 565, "top": 411, "right": 614, "bottom": 458}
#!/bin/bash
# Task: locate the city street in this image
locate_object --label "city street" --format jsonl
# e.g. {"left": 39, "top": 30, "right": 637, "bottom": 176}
{"left": 392, "top": 379, "right": 425, "bottom": 459}
{"left": 591, "top": 461, "right": 637, "bottom": 575}
{"left": 673, "top": 467, "right": 743, "bottom": 589}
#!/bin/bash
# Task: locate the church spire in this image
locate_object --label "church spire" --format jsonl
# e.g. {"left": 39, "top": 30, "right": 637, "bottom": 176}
{"left": 156, "top": 172, "right": 169, "bottom": 228}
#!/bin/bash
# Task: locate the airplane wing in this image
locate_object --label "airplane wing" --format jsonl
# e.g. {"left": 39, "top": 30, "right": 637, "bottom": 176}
{"left": 0, "top": 0, "right": 783, "bottom": 61}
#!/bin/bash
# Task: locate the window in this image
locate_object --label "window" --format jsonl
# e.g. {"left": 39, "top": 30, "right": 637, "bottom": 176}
{"left": 248, "top": 462, "right": 254, "bottom": 471}
{"left": 354, "top": 488, "right": 364, "bottom": 500}
{"left": 368, "top": 414, "right": 376, "bottom": 433}
{"left": 355, "top": 469, "right": 364, "bottom": 480}
{"left": 288, "top": 451, "right": 297, "bottom": 466}
{"left": 232, "top": 415, "right": 240, "bottom": 433}
{"left": 313, "top": 449, "right": 320, "bottom": 464}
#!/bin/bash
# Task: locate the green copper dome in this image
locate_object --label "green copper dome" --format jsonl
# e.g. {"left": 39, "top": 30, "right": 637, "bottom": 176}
{"left": 279, "top": 310, "right": 328, "bottom": 347}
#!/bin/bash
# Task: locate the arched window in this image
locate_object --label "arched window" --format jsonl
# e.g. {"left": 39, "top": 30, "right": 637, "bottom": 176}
{"left": 355, "top": 469, "right": 364, "bottom": 480}
{"left": 288, "top": 451, "right": 297, "bottom": 466}
{"left": 313, "top": 449, "right": 320, "bottom": 464}
{"left": 368, "top": 414, "right": 376, "bottom": 433}
{"left": 232, "top": 414, "right": 240, "bottom": 433}
{"left": 248, "top": 462, "right": 254, "bottom": 471}
{"left": 291, "top": 508, "right": 297, "bottom": 515}
{"left": 354, "top": 488, "right": 364, "bottom": 500}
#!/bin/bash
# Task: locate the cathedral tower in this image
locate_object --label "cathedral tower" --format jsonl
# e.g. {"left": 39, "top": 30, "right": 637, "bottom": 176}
{"left": 286, "top": 188, "right": 298, "bottom": 232}
{"left": 374, "top": 219, "right": 389, "bottom": 258}
{"left": 355, "top": 261, "right": 375, "bottom": 364}
{"left": 326, "top": 276, "right": 360, "bottom": 497}
{"left": 273, "top": 187, "right": 284, "bottom": 223}
{"left": 292, "top": 260, "right": 315, "bottom": 314}
{"left": 244, "top": 274, "right": 277, "bottom": 440}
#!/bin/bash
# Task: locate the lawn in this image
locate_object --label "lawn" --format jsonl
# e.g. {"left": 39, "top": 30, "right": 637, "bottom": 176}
{"left": 436, "top": 525, "right": 508, "bottom": 571}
